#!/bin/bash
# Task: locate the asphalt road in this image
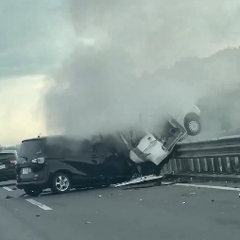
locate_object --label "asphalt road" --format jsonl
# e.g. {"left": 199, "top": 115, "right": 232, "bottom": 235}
{"left": 0, "top": 180, "right": 240, "bottom": 240}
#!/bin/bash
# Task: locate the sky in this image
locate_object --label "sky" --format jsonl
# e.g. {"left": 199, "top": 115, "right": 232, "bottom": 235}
{"left": 0, "top": 0, "right": 72, "bottom": 145}
{"left": 1, "top": 0, "right": 240, "bottom": 145}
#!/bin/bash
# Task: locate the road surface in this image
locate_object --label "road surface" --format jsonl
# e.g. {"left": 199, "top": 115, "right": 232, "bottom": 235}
{"left": 0, "top": 180, "right": 239, "bottom": 240}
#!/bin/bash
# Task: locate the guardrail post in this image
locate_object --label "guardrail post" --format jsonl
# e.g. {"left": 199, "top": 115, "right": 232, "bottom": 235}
{"left": 218, "top": 157, "right": 223, "bottom": 173}
{"left": 172, "top": 159, "right": 178, "bottom": 173}
{"left": 189, "top": 158, "right": 194, "bottom": 172}
{"left": 181, "top": 159, "right": 188, "bottom": 173}
{"left": 199, "top": 158, "right": 208, "bottom": 172}
{"left": 196, "top": 158, "right": 201, "bottom": 173}
{"left": 225, "top": 157, "right": 232, "bottom": 174}
{"left": 209, "top": 157, "right": 215, "bottom": 173}
{"left": 177, "top": 159, "right": 182, "bottom": 173}
{"left": 213, "top": 157, "right": 220, "bottom": 173}
{"left": 233, "top": 156, "right": 240, "bottom": 173}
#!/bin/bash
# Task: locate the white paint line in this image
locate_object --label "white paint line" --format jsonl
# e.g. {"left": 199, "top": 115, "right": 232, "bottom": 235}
{"left": 163, "top": 182, "right": 240, "bottom": 192}
{"left": 26, "top": 199, "right": 53, "bottom": 211}
{"left": 3, "top": 187, "right": 13, "bottom": 191}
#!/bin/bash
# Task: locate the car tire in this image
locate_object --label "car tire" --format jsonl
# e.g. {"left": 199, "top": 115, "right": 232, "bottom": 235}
{"left": 24, "top": 188, "right": 42, "bottom": 197}
{"left": 51, "top": 172, "right": 71, "bottom": 194}
{"left": 184, "top": 112, "right": 201, "bottom": 136}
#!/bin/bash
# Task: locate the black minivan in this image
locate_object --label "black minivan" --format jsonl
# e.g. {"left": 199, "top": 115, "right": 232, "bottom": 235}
{"left": 16, "top": 135, "right": 137, "bottom": 196}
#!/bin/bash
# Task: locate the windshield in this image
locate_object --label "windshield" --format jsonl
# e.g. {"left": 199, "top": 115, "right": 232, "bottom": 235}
{"left": 19, "top": 139, "right": 43, "bottom": 161}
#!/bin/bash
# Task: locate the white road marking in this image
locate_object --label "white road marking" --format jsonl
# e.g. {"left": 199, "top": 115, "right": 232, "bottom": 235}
{"left": 26, "top": 199, "right": 53, "bottom": 211}
{"left": 163, "top": 182, "right": 240, "bottom": 192}
{"left": 3, "top": 187, "right": 13, "bottom": 191}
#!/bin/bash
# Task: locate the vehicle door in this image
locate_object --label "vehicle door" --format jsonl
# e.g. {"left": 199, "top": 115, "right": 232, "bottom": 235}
{"left": 59, "top": 139, "right": 101, "bottom": 180}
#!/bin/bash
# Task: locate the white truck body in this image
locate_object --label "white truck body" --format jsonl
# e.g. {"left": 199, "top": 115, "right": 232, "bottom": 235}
{"left": 120, "top": 105, "right": 201, "bottom": 166}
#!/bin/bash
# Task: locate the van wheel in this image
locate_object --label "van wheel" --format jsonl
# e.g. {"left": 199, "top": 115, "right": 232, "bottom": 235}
{"left": 51, "top": 172, "right": 71, "bottom": 194}
{"left": 24, "top": 188, "right": 42, "bottom": 197}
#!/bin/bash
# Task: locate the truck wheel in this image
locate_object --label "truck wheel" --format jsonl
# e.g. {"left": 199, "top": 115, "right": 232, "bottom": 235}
{"left": 51, "top": 172, "right": 71, "bottom": 194}
{"left": 24, "top": 188, "right": 42, "bottom": 197}
{"left": 184, "top": 112, "right": 201, "bottom": 136}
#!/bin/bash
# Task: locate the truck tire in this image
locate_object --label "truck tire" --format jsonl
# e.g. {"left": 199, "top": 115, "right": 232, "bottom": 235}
{"left": 184, "top": 112, "right": 201, "bottom": 136}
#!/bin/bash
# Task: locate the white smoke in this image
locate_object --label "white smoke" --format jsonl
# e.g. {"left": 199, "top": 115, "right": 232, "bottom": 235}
{"left": 43, "top": 0, "right": 240, "bottom": 139}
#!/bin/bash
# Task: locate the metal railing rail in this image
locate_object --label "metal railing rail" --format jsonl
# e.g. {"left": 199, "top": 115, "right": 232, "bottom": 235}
{"left": 162, "top": 136, "right": 240, "bottom": 176}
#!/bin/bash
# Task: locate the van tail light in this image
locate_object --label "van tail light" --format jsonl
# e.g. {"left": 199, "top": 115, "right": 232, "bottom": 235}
{"left": 31, "top": 157, "right": 45, "bottom": 164}
{"left": 10, "top": 160, "right": 17, "bottom": 165}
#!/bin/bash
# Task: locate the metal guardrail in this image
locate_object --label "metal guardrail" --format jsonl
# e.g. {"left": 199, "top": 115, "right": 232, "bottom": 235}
{"left": 162, "top": 136, "right": 240, "bottom": 176}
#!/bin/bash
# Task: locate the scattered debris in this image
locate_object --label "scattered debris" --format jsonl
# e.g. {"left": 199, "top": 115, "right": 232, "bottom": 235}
{"left": 111, "top": 175, "right": 163, "bottom": 188}
{"left": 6, "top": 195, "right": 13, "bottom": 199}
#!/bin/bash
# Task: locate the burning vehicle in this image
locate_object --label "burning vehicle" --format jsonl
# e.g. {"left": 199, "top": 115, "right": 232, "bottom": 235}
{"left": 15, "top": 105, "right": 201, "bottom": 196}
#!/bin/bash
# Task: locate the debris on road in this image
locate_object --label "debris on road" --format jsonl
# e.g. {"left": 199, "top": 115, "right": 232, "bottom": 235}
{"left": 6, "top": 195, "right": 13, "bottom": 199}
{"left": 110, "top": 175, "right": 163, "bottom": 188}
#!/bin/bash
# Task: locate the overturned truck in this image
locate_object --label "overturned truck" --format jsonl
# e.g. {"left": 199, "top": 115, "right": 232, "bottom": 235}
{"left": 103, "top": 104, "right": 201, "bottom": 176}
{"left": 16, "top": 105, "right": 201, "bottom": 196}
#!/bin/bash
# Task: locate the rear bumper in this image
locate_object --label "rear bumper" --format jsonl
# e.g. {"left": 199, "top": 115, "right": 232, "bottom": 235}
{"left": 16, "top": 165, "right": 50, "bottom": 190}
{"left": 16, "top": 179, "right": 47, "bottom": 189}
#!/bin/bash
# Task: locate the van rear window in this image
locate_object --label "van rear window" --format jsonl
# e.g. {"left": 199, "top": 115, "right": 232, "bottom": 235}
{"left": 19, "top": 139, "right": 43, "bottom": 159}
